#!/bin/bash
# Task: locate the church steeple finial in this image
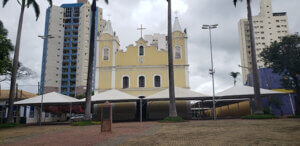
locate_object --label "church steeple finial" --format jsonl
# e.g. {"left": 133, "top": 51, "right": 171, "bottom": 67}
{"left": 173, "top": 15, "right": 182, "bottom": 32}
{"left": 103, "top": 20, "right": 114, "bottom": 36}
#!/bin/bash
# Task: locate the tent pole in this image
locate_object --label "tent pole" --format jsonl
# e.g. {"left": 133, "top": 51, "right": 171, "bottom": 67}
{"left": 69, "top": 103, "right": 72, "bottom": 122}
{"left": 288, "top": 94, "right": 295, "bottom": 115}
{"left": 140, "top": 98, "right": 142, "bottom": 122}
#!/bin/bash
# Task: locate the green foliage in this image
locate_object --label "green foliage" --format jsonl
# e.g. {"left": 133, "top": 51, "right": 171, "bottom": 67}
{"left": 71, "top": 121, "right": 100, "bottom": 126}
{"left": 260, "top": 34, "right": 300, "bottom": 114}
{"left": 3, "top": 0, "right": 52, "bottom": 21}
{"left": 263, "top": 108, "right": 271, "bottom": 114}
{"left": 75, "top": 91, "right": 94, "bottom": 99}
{"left": 241, "top": 114, "right": 279, "bottom": 119}
{"left": 287, "top": 115, "right": 300, "bottom": 119}
{"left": 260, "top": 34, "right": 300, "bottom": 90}
{"left": 159, "top": 117, "right": 185, "bottom": 122}
{"left": 0, "top": 123, "right": 19, "bottom": 129}
{"left": 230, "top": 72, "right": 240, "bottom": 78}
{"left": 0, "top": 20, "right": 13, "bottom": 76}
{"left": 233, "top": 0, "right": 244, "bottom": 7}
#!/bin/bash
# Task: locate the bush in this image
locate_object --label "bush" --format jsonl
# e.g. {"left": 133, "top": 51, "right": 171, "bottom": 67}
{"left": 287, "top": 115, "right": 300, "bottom": 119}
{"left": 71, "top": 121, "right": 101, "bottom": 126}
{"left": 0, "top": 123, "right": 19, "bottom": 129}
{"left": 159, "top": 117, "right": 185, "bottom": 122}
{"left": 241, "top": 114, "right": 279, "bottom": 119}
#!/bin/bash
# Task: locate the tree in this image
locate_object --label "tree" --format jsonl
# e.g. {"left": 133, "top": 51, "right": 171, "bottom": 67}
{"left": 230, "top": 72, "right": 240, "bottom": 86}
{"left": 0, "top": 63, "right": 37, "bottom": 82}
{"left": 3, "top": 0, "right": 52, "bottom": 123}
{"left": 166, "top": 0, "right": 177, "bottom": 117}
{"left": 84, "top": 0, "right": 108, "bottom": 121}
{"left": 233, "top": 0, "right": 263, "bottom": 114}
{"left": 0, "top": 20, "right": 13, "bottom": 76}
{"left": 260, "top": 34, "right": 300, "bottom": 115}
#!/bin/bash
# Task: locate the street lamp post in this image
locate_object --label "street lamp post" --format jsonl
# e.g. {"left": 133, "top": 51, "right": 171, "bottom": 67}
{"left": 202, "top": 24, "right": 218, "bottom": 120}
{"left": 38, "top": 35, "right": 54, "bottom": 126}
{"left": 38, "top": 79, "right": 51, "bottom": 126}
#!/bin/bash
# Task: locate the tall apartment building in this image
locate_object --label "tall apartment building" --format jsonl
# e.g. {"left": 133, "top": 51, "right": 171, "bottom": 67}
{"left": 238, "top": 0, "right": 290, "bottom": 84}
{"left": 40, "top": 0, "right": 106, "bottom": 97}
{"left": 144, "top": 33, "right": 168, "bottom": 51}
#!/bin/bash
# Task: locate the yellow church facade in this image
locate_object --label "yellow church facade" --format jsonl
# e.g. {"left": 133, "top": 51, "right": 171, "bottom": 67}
{"left": 95, "top": 17, "right": 189, "bottom": 97}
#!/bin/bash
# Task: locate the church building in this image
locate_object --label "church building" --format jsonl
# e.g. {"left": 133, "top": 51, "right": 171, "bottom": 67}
{"left": 95, "top": 17, "right": 189, "bottom": 97}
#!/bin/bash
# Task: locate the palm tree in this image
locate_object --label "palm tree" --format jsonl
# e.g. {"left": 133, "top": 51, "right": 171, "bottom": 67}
{"left": 233, "top": 0, "right": 263, "bottom": 114}
{"left": 166, "top": 0, "right": 177, "bottom": 117}
{"left": 84, "top": 0, "right": 108, "bottom": 121}
{"left": 3, "top": 0, "right": 52, "bottom": 123}
{"left": 230, "top": 72, "right": 240, "bottom": 86}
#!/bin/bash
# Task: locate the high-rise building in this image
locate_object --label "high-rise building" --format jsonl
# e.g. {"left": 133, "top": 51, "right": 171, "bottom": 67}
{"left": 40, "top": 0, "right": 106, "bottom": 97}
{"left": 238, "top": 0, "right": 290, "bottom": 84}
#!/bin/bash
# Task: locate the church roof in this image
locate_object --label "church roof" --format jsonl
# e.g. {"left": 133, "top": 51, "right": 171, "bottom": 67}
{"left": 103, "top": 20, "right": 114, "bottom": 36}
{"left": 173, "top": 17, "right": 182, "bottom": 32}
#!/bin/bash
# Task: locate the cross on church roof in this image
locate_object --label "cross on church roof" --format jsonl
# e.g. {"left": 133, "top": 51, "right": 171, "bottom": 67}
{"left": 107, "top": 14, "right": 111, "bottom": 20}
{"left": 137, "top": 24, "right": 146, "bottom": 38}
{"left": 175, "top": 11, "right": 179, "bottom": 18}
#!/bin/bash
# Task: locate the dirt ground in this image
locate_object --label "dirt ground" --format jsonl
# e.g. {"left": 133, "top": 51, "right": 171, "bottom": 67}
{"left": 0, "top": 119, "right": 299, "bottom": 145}
{"left": 122, "top": 119, "right": 300, "bottom": 146}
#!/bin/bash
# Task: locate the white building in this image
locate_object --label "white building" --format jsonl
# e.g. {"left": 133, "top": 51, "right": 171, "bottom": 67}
{"left": 40, "top": 0, "right": 106, "bottom": 97}
{"left": 238, "top": 0, "right": 290, "bottom": 83}
{"left": 144, "top": 33, "right": 168, "bottom": 51}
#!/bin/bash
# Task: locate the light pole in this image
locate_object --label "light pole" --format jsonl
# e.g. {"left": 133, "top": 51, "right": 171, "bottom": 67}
{"left": 38, "top": 35, "right": 54, "bottom": 126}
{"left": 39, "top": 79, "right": 51, "bottom": 126}
{"left": 202, "top": 24, "right": 218, "bottom": 120}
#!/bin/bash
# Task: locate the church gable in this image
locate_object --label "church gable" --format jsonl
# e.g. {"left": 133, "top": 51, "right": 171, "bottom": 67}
{"left": 116, "top": 38, "right": 168, "bottom": 66}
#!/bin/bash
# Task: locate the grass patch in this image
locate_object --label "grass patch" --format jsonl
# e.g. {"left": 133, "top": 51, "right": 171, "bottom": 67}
{"left": 159, "top": 117, "right": 185, "bottom": 123}
{"left": 287, "top": 115, "right": 300, "bottom": 119}
{"left": 0, "top": 123, "right": 20, "bottom": 129}
{"left": 71, "top": 121, "right": 101, "bottom": 126}
{"left": 241, "top": 114, "right": 279, "bottom": 119}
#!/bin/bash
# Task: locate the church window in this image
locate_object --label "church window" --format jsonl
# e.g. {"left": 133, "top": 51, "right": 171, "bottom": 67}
{"left": 103, "top": 48, "right": 109, "bottom": 61}
{"left": 175, "top": 46, "right": 182, "bottom": 59}
{"left": 139, "top": 76, "right": 145, "bottom": 88}
{"left": 123, "top": 76, "right": 129, "bottom": 89}
{"left": 139, "top": 46, "right": 144, "bottom": 56}
{"left": 154, "top": 75, "right": 161, "bottom": 87}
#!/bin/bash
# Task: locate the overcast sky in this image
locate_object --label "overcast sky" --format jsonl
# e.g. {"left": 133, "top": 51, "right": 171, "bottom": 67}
{"left": 0, "top": 0, "right": 299, "bottom": 95}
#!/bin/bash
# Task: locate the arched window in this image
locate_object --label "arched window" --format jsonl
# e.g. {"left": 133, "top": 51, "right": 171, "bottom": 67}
{"left": 154, "top": 75, "right": 161, "bottom": 87}
{"left": 174, "top": 46, "right": 181, "bottom": 59}
{"left": 122, "top": 76, "right": 129, "bottom": 89}
{"left": 139, "top": 76, "right": 145, "bottom": 88}
{"left": 139, "top": 46, "right": 144, "bottom": 56}
{"left": 103, "top": 48, "right": 109, "bottom": 61}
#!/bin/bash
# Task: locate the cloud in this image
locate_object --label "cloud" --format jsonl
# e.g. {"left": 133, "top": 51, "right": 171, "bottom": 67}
{"left": 0, "top": 0, "right": 299, "bottom": 95}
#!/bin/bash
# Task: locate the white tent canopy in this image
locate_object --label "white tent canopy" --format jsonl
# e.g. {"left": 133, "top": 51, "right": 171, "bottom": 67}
{"left": 80, "top": 89, "right": 139, "bottom": 103}
{"left": 216, "top": 85, "right": 286, "bottom": 97}
{"left": 146, "top": 87, "right": 208, "bottom": 101}
{"left": 14, "top": 92, "right": 79, "bottom": 105}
